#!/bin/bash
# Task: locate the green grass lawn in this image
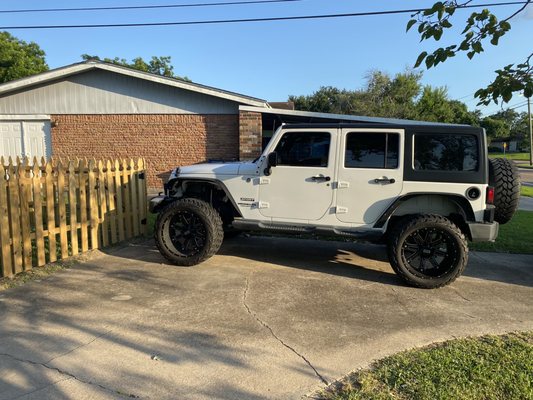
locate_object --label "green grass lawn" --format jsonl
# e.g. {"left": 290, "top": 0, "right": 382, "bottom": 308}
{"left": 522, "top": 186, "right": 533, "bottom": 197}
{"left": 321, "top": 332, "right": 533, "bottom": 400}
{"left": 147, "top": 212, "right": 157, "bottom": 237}
{"left": 489, "top": 152, "right": 530, "bottom": 161}
{"left": 470, "top": 210, "right": 533, "bottom": 254}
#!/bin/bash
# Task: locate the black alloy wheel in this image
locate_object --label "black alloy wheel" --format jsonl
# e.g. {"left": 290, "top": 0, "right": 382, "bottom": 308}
{"left": 401, "top": 227, "right": 458, "bottom": 277}
{"left": 155, "top": 198, "right": 224, "bottom": 266}
{"left": 388, "top": 214, "right": 468, "bottom": 288}
{"left": 168, "top": 210, "right": 207, "bottom": 257}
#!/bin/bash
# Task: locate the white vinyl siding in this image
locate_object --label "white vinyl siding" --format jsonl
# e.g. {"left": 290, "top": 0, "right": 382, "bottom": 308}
{"left": 0, "top": 69, "right": 240, "bottom": 115}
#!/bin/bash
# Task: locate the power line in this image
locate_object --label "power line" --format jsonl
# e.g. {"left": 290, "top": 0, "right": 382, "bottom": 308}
{"left": 456, "top": 93, "right": 476, "bottom": 101}
{"left": 0, "top": 0, "right": 303, "bottom": 14}
{"left": 507, "top": 100, "right": 528, "bottom": 110}
{"left": 479, "top": 100, "right": 528, "bottom": 117}
{"left": 0, "top": 1, "right": 528, "bottom": 30}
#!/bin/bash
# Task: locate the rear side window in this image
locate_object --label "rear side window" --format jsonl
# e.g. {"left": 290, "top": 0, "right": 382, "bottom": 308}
{"left": 414, "top": 134, "right": 479, "bottom": 171}
{"left": 274, "top": 131, "right": 330, "bottom": 167}
{"left": 344, "top": 132, "right": 399, "bottom": 169}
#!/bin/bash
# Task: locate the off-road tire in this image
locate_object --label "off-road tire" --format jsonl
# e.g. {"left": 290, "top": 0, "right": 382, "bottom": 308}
{"left": 155, "top": 198, "right": 223, "bottom": 266}
{"left": 488, "top": 158, "right": 520, "bottom": 225}
{"left": 387, "top": 214, "right": 468, "bottom": 289}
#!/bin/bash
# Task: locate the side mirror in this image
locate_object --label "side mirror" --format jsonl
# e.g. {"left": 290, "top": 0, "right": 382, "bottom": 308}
{"left": 264, "top": 152, "right": 278, "bottom": 176}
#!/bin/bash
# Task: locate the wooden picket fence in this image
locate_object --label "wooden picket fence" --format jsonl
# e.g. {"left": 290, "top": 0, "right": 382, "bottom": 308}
{"left": 0, "top": 157, "right": 148, "bottom": 278}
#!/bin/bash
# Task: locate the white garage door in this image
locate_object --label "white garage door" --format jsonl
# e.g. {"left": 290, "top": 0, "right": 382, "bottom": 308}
{"left": 0, "top": 120, "right": 51, "bottom": 160}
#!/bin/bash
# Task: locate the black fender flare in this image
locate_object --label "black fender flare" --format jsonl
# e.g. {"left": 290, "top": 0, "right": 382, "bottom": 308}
{"left": 164, "top": 178, "right": 243, "bottom": 217}
{"left": 374, "top": 193, "right": 476, "bottom": 229}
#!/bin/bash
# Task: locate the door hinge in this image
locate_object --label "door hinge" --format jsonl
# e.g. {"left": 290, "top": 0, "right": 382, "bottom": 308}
{"left": 257, "top": 201, "right": 270, "bottom": 209}
{"left": 337, "top": 181, "right": 350, "bottom": 189}
{"left": 336, "top": 206, "right": 348, "bottom": 214}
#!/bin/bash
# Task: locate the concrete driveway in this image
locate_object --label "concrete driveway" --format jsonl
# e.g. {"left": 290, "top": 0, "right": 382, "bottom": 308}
{"left": 1, "top": 237, "right": 532, "bottom": 400}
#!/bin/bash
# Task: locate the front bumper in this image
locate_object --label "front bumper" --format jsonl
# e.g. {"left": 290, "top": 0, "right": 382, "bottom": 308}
{"left": 467, "top": 221, "right": 499, "bottom": 242}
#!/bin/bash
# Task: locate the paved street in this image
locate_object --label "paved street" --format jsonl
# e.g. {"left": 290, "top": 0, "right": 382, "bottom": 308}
{"left": 1, "top": 237, "right": 532, "bottom": 400}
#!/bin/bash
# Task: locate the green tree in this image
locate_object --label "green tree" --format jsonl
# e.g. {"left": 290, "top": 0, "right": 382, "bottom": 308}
{"left": 416, "top": 86, "right": 480, "bottom": 124}
{"left": 484, "top": 108, "right": 530, "bottom": 149}
{"left": 289, "top": 70, "right": 423, "bottom": 119}
{"left": 81, "top": 54, "right": 191, "bottom": 82}
{"left": 289, "top": 69, "right": 480, "bottom": 124}
{"left": 407, "top": 1, "right": 532, "bottom": 105}
{"left": 0, "top": 31, "right": 48, "bottom": 83}
{"left": 481, "top": 117, "right": 510, "bottom": 141}
{"left": 362, "top": 70, "right": 422, "bottom": 119}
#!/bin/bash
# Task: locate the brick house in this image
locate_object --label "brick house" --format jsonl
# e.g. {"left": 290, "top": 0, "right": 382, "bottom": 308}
{"left": 0, "top": 61, "right": 267, "bottom": 189}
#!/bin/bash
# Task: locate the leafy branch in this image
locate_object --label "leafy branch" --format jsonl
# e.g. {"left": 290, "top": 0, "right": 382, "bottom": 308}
{"left": 407, "top": 1, "right": 532, "bottom": 104}
{"left": 476, "top": 53, "right": 533, "bottom": 104}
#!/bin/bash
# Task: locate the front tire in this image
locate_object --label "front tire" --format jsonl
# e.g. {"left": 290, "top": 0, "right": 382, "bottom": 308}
{"left": 387, "top": 214, "right": 468, "bottom": 289}
{"left": 155, "top": 198, "right": 223, "bottom": 266}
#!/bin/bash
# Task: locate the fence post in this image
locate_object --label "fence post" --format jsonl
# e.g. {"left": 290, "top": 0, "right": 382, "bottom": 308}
{"left": 97, "top": 160, "right": 109, "bottom": 247}
{"left": 45, "top": 162, "right": 57, "bottom": 263}
{"left": 33, "top": 160, "right": 46, "bottom": 267}
{"left": 88, "top": 159, "right": 99, "bottom": 249}
{"left": 129, "top": 159, "right": 140, "bottom": 237}
{"left": 114, "top": 159, "right": 125, "bottom": 242}
{"left": 106, "top": 160, "right": 117, "bottom": 244}
{"left": 138, "top": 158, "right": 147, "bottom": 236}
{"left": 18, "top": 158, "right": 33, "bottom": 270}
{"left": 7, "top": 158, "right": 23, "bottom": 274}
{"left": 57, "top": 161, "right": 69, "bottom": 259}
{"left": 68, "top": 160, "right": 79, "bottom": 256}
{"left": 78, "top": 159, "right": 89, "bottom": 253}
{"left": 122, "top": 159, "right": 132, "bottom": 239}
{"left": 0, "top": 161, "right": 13, "bottom": 277}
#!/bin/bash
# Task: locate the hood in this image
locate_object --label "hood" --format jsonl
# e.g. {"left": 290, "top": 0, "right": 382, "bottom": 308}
{"left": 177, "top": 162, "right": 243, "bottom": 177}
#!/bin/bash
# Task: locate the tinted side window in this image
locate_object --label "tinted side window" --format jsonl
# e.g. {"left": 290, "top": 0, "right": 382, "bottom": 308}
{"left": 274, "top": 132, "right": 330, "bottom": 167}
{"left": 345, "top": 132, "right": 399, "bottom": 169}
{"left": 414, "top": 134, "right": 479, "bottom": 171}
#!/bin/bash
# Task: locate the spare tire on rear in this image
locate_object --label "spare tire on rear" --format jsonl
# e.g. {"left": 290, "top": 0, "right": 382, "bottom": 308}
{"left": 488, "top": 158, "right": 520, "bottom": 224}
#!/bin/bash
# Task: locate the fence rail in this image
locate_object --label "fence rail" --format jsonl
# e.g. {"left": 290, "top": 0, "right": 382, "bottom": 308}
{"left": 0, "top": 157, "right": 147, "bottom": 278}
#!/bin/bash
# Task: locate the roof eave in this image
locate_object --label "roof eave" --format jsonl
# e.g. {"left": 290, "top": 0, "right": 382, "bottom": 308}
{"left": 0, "top": 61, "right": 269, "bottom": 107}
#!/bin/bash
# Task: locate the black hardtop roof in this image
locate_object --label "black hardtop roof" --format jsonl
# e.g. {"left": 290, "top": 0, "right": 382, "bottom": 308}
{"left": 282, "top": 122, "right": 483, "bottom": 134}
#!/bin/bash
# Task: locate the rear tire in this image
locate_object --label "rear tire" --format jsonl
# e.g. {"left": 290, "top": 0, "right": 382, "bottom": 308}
{"left": 155, "top": 198, "right": 223, "bottom": 266}
{"left": 489, "top": 158, "right": 520, "bottom": 225}
{"left": 387, "top": 214, "right": 468, "bottom": 289}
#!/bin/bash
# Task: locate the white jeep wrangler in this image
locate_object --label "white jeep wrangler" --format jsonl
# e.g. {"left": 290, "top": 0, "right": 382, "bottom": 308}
{"left": 150, "top": 123, "right": 520, "bottom": 288}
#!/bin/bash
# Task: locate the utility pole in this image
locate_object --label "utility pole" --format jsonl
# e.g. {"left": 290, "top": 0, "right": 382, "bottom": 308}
{"left": 529, "top": 96, "right": 533, "bottom": 166}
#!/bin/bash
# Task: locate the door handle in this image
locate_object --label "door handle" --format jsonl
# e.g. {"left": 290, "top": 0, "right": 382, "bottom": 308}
{"left": 374, "top": 177, "right": 396, "bottom": 184}
{"left": 311, "top": 175, "right": 331, "bottom": 182}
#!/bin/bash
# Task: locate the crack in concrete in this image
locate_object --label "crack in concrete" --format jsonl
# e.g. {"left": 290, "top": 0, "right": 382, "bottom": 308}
{"left": 44, "top": 327, "right": 114, "bottom": 365}
{"left": 242, "top": 273, "right": 328, "bottom": 386}
{"left": 0, "top": 352, "right": 139, "bottom": 399}
{"left": 449, "top": 287, "right": 472, "bottom": 302}
{"left": 10, "top": 376, "right": 73, "bottom": 400}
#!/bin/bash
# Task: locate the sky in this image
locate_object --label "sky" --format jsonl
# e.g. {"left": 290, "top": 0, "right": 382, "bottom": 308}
{"left": 1, "top": 0, "right": 532, "bottom": 116}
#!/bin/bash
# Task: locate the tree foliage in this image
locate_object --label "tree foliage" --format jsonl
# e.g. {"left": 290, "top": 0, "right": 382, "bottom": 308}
{"left": 482, "top": 109, "right": 530, "bottom": 147}
{"left": 81, "top": 54, "right": 191, "bottom": 82}
{"left": 407, "top": 1, "right": 532, "bottom": 105}
{"left": 0, "top": 31, "right": 48, "bottom": 83}
{"left": 289, "top": 70, "right": 479, "bottom": 125}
